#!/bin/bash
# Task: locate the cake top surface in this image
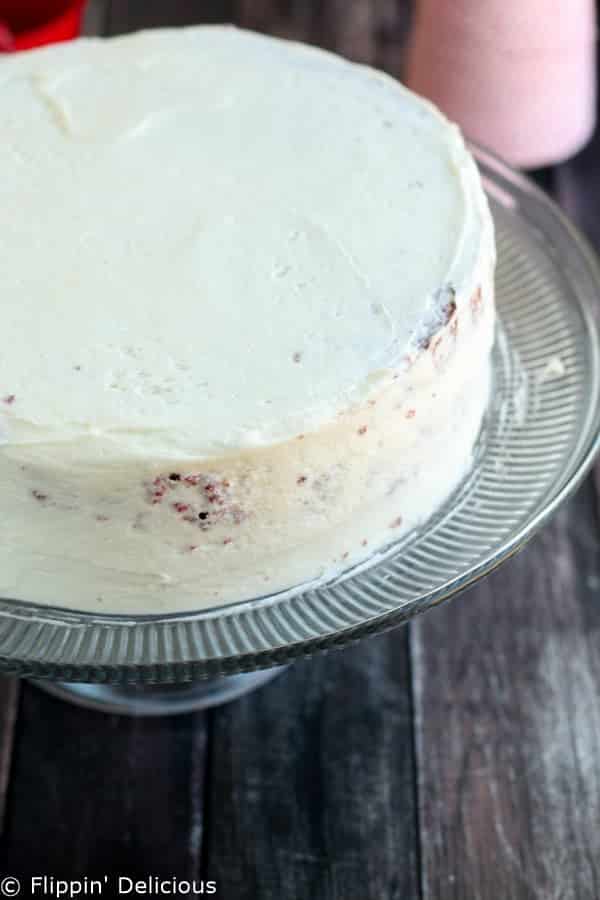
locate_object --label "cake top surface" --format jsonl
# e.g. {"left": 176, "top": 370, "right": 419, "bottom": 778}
{"left": 0, "top": 26, "right": 492, "bottom": 457}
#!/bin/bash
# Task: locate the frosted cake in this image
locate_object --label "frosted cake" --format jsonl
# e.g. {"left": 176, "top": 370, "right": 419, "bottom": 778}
{"left": 0, "top": 26, "right": 495, "bottom": 613}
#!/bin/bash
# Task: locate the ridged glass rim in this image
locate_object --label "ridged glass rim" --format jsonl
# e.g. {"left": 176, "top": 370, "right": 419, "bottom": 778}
{"left": 1, "top": 147, "right": 600, "bottom": 682}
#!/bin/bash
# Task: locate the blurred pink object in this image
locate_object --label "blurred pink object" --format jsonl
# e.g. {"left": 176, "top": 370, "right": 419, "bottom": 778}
{"left": 405, "top": 0, "right": 596, "bottom": 168}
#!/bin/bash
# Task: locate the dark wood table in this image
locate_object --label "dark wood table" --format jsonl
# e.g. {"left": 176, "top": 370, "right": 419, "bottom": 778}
{"left": 1, "top": 3, "right": 600, "bottom": 897}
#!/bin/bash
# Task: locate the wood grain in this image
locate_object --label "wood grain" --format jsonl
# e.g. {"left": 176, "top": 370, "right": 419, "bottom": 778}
{"left": 0, "top": 684, "right": 209, "bottom": 878}
{"left": 0, "top": 679, "right": 19, "bottom": 837}
{"left": 414, "top": 480, "right": 600, "bottom": 900}
{"left": 204, "top": 633, "right": 419, "bottom": 900}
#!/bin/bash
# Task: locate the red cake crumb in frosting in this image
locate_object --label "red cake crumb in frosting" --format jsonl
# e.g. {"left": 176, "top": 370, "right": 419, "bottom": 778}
{"left": 145, "top": 472, "right": 247, "bottom": 532}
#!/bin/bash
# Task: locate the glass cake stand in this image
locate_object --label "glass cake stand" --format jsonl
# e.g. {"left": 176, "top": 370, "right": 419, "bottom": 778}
{"left": 4, "top": 148, "right": 600, "bottom": 715}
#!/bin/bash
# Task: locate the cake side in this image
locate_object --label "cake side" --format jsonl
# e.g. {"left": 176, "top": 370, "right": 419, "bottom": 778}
{"left": 0, "top": 263, "right": 495, "bottom": 612}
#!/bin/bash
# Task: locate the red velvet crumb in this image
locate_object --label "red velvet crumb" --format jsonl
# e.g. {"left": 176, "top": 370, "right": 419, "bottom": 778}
{"left": 3, "top": 395, "right": 15, "bottom": 405}
{"left": 297, "top": 475, "right": 307, "bottom": 485}
{"left": 357, "top": 426, "right": 368, "bottom": 436}
{"left": 405, "top": 409, "right": 416, "bottom": 419}
{"left": 173, "top": 502, "right": 190, "bottom": 514}
{"left": 223, "top": 537, "right": 232, "bottom": 545}
{"left": 390, "top": 516, "right": 403, "bottom": 528}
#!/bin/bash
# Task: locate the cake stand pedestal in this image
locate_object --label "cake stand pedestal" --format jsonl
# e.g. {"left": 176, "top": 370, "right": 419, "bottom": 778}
{"left": 31, "top": 667, "right": 287, "bottom": 715}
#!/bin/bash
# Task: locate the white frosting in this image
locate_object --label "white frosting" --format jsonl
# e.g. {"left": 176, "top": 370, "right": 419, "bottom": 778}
{"left": 0, "top": 27, "right": 495, "bottom": 612}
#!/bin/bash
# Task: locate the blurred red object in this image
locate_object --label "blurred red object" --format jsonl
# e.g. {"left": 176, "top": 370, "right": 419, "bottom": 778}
{"left": 0, "top": 20, "right": 14, "bottom": 50}
{"left": 0, "top": 0, "right": 85, "bottom": 52}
